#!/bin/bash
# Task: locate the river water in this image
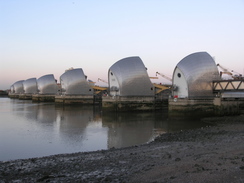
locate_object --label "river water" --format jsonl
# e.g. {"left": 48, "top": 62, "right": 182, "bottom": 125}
{"left": 0, "top": 97, "right": 207, "bottom": 161}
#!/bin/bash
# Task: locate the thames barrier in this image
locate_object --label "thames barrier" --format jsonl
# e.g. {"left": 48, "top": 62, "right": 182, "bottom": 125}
{"left": 8, "top": 52, "right": 244, "bottom": 116}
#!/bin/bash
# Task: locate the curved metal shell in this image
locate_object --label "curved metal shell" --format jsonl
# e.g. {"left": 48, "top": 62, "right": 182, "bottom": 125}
{"left": 37, "top": 74, "right": 57, "bottom": 94}
{"left": 108, "top": 56, "right": 154, "bottom": 96}
{"left": 11, "top": 80, "right": 24, "bottom": 93}
{"left": 23, "top": 78, "right": 38, "bottom": 94}
{"left": 172, "top": 52, "right": 220, "bottom": 99}
{"left": 10, "top": 85, "right": 14, "bottom": 93}
{"left": 60, "top": 68, "right": 93, "bottom": 95}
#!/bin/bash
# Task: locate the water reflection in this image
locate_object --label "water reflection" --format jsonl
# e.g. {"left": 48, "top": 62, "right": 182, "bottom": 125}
{"left": 55, "top": 105, "right": 107, "bottom": 151}
{"left": 102, "top": 112, "right": 167, "bottom": 148}
{"left": 0, "top": 98, "right": 208, "bottom": 161}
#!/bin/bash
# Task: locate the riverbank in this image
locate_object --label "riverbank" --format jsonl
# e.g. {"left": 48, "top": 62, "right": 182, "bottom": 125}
{"left": 0, "top": 115, "right": 244, "bottom": 183}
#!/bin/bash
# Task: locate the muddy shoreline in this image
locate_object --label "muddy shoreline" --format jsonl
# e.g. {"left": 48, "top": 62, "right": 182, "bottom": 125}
{"left": 0, "top": 115, "right": 244, "bottom": 183}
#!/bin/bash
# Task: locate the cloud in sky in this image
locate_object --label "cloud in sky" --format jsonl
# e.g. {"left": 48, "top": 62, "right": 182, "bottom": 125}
{"left": 1, "top": 0, "right": 244, "bottom": 89}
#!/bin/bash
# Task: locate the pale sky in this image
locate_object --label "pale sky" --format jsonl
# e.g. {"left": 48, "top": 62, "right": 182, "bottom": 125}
{"left": 1, "top": 0, "right": 244, "bottom": 90}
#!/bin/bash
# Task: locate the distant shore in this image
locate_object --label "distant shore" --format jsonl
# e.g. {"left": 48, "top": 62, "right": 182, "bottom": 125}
{"left": 0, "top": 115, "right": 244, "bottom": 182}
{"left": 0, "top": 91, "right": 8, "bottom": 96}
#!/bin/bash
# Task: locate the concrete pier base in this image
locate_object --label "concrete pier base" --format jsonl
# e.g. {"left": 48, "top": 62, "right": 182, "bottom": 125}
{"left": 168, "top": 98, "right": 215, "bottom": 118}
{"left": 8, "top": 93, "right": 20, "bottom": 99}
{"left": 168, "top": 98, "right": 244, "bottom": 117}
{"left": 102, "top": 96, "right": 166, "bottom": 111}
{"left": 19, "top": 94, "right": 33, "bottom": 100}
{"left": 213, "top": 98, "right": 244, "bottom": 115}
{"left": 55, "top": 95, "right": 94, "bottom": 105}
{"left": 32, "top": 94, "right": 55, "bottom": 102}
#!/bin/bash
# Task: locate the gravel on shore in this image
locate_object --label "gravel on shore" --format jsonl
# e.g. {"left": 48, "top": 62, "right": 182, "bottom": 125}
{"left": 0, "top": 115, "right": 244, "bottom": 183}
